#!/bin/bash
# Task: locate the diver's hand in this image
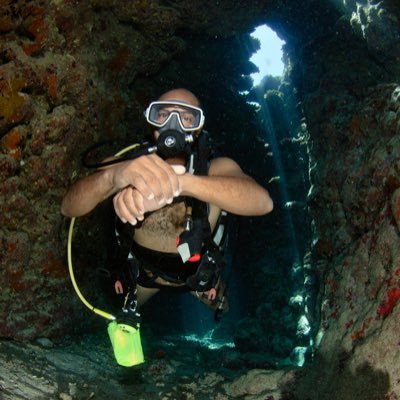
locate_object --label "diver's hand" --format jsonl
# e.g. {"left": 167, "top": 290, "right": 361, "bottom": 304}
{"left": 112, "top": 161, "right": 186, "bottom": 225}
{"left": 109, "top": 154, "right": 185, "bottom": 205}
{"left": 113, "top": 187, "right": 155, "bottom": 225}
{"left": 113, "top": 187, "right": 142, "bottom": 225}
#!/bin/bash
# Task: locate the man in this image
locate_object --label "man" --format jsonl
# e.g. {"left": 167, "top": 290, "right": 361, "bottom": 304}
{"left": 61, "top": 88, "right": 273, "bottom": 312}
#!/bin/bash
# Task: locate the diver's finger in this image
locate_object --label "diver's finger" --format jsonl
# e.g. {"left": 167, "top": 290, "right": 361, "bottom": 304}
{"left": 113, "top": 190, "right": 138, "bottom": 225}
{"left": 131, "top": 189, "right": 145, "bottom": 220}
{"left": 136, "top": 165, "right": 166, "bottom": 204}
{"left": 121, "top": 187, "right": 144, "bottom": 221}
{"left": 170, "top": 165, "right": 186, "bottom": 196}
{"left": 112, "top": 192, "right": 124, "bottom": 222}
{"left": 208, "top": 288, "right": 217, "bottom": 301}
{"left": 150, "top": 157, "right": 183, "bottom": 199}
{"left": 128, "top": 171, "right": 156, "bottom": 201}
{"left": 140, "top": 158, "right": 173, "bottom": 204}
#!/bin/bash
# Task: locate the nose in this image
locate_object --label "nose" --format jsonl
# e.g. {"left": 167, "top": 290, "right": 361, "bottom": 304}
{"left": 160, "top": 113, "right": 182, "bottom": 132}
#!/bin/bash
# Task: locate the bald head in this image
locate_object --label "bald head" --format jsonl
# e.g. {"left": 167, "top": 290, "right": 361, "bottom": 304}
{"left": 158, "top": 88, "right": 200, "bottom": 108}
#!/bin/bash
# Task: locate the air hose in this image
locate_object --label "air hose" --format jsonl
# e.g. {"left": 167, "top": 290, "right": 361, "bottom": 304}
{"left": 67, "top": 217, "right": 115, "bottom": 320}
{"left": 67, "top": 143, "right": 144, "bottom": 366}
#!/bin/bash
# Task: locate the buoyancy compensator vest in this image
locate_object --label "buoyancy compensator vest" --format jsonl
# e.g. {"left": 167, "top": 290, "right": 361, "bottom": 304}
{"left": 112, "top": 131, "right": 230, "bottom": 317}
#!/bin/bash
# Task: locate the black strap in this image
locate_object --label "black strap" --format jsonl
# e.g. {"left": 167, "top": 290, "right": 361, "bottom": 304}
{"left": 185, "top": 130, "right": 213, "bottom": 235}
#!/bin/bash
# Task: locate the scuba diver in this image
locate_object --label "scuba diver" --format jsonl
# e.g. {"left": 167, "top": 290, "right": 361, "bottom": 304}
{"left": 61, "top": 88, "right": 273, "bottom": 365}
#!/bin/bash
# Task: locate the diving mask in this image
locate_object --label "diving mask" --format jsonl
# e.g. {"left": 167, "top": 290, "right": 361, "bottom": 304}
{"left": 144, "top": 100, "right": 205, "bottom": 132}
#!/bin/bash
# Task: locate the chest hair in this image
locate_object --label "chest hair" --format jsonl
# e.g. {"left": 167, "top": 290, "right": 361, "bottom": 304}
{"left": 140, "top": 201, "right": 186, "bottom": 236}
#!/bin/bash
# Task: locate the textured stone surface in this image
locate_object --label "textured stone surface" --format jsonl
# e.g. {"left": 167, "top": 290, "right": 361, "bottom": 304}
{"left": 288, "top": 2, "right": 400, "bottom": 397}
{"left": 0, "top": 332, "right": 290, "bottom": 400}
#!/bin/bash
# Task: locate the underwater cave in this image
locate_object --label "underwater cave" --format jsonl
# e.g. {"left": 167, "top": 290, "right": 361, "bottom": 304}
{"left": 0, "top": 0, "right": 400, "bottom": 399}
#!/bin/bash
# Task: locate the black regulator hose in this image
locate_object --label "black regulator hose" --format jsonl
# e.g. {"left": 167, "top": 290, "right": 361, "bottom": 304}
{"left": 81, "top": 131, "right": 194, "bottom": 169}
{"left": 82, "top": 141, "right": 157, "bottom": 169}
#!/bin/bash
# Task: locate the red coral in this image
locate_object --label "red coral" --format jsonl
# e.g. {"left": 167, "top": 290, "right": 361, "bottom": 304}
{"left": 330, "top": 308, "right": 339, "bottom": 319}
{"left": 40, "top": 251, "right": 68, "bottom": 279}
{"left": 392, "top": 189, "right": 400, "bottom": 230}
{"left": 108, "top": 47, "right": 130, "bottom": 73}
{"left": 8, "top": 270, "right": 30, "bottom": 292}
{"left": 351, "top": 329, "right": 364, "bottom": 342}
{"left": 378, "top": 288, "right": 400, "bottom": 319}
{"left": 21, "top": 6, "right": 49, "bottom": 56}
{"left": 345, "top": 319, "right": 354, "bottom": 329}
{"left": 1, "top": 128, "right": 22, "bottom": 149}
{"left": 46, "top": 73, "right": 58, "bottom": 99}
{"left": 1, "top": 128, "right": 23, "bottom": 160}
{"left": 55, "top": 13, "right": 75, "bottom": 43}
{"left": 351, "top": 317, "right": 373, "bottom": 343}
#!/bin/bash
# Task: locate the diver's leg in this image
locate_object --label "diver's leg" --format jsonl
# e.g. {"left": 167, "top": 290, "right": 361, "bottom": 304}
{"left": 189, "top": 278, "right": 229, "bottom": 312}
{"left": 136, "top": 284, "right": 159, "bottom": 307}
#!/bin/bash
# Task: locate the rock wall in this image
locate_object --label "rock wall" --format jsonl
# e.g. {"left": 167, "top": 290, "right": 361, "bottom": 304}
{"left": 0, "top": 0, "right": 172, "bottom": 340}
{"left": 286, "top": 1, "right": 400, "bottom": 398}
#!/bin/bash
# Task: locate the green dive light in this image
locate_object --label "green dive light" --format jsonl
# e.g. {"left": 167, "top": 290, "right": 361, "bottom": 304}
{"left": 108, "top": 321, "right": 144, "bottom": 367}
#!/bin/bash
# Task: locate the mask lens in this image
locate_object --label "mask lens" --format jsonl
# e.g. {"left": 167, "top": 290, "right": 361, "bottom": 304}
{"left": 154, "top": 107, "right": 170, "bottom": 125}
{"left": 146, "top": 101, "right": 203, "bottom": 131}
{"left": 179, "top": 110, "right": 197, "bottom": 128}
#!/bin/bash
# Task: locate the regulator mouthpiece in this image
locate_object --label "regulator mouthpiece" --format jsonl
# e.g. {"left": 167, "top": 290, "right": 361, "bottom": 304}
{"left": 156, "top": 130, "right": 193, "bottom": 158}
{"left": 107, "top": 321, "right": 144, "bottom": 367}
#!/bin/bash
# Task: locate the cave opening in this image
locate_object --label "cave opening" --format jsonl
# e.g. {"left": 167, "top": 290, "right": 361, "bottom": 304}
{"left": 249, "top": 24, "right": 285, "bottom": 86}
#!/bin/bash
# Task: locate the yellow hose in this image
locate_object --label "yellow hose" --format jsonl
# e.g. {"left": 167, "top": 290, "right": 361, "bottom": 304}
{"left": 114, "top": 143, "right": 140, "bottom": 157}
{"left": 67, "top": 143, "right": 140, "bottom": 321}
{"left": 68, "top": 217, "right": 115, "bottom": 320}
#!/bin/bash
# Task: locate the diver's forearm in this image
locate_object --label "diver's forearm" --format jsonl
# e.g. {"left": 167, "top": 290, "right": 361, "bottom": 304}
{"left": 61, "top": 169, "right": 115, "bottom": 217}
{"left": 179, "top": 174, "right": 273, "bottom": 216}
